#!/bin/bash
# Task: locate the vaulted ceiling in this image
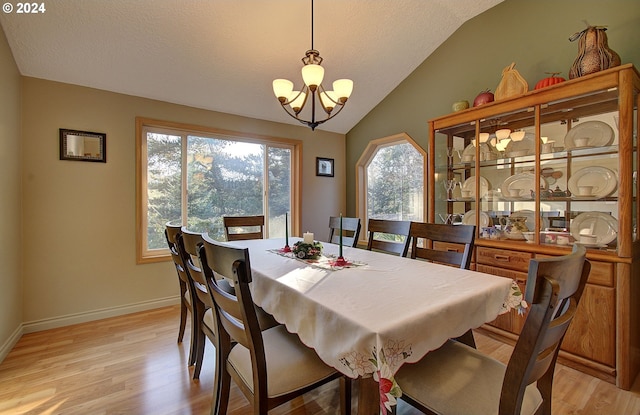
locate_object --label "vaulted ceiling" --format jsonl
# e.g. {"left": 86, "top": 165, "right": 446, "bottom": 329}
{"left": 0, "top": 0, "right": 503, "bottom": 133}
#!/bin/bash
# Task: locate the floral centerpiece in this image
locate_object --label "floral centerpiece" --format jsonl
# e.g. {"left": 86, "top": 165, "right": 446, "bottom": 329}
{"left": 292, "top": 240, "right": 323, "bottom": 260}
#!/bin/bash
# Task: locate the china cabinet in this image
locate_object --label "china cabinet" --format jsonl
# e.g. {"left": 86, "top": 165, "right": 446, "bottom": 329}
{"left": 428, "top": 64, "right": 639, "bottom": 389}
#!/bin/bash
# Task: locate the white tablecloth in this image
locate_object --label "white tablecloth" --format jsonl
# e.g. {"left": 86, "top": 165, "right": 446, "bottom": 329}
{"left": 228, "top": 237, "right": 519, "bottom": 411}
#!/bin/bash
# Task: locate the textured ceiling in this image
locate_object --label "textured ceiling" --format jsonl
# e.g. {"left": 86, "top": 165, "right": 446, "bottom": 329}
{"left": 1, "top": 0, "right": 503, "bottom": 133}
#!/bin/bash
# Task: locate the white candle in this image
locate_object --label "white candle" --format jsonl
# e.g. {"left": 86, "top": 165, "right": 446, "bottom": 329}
{"left": 303, "top": 232, "right": 314, "bottom": 244}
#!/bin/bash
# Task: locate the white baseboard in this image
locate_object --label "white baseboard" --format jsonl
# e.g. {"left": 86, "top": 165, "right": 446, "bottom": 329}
{"left": 21, "top": 296, "right": 180, "bottom": 334}
{"left": 0, "top": 323, "right": 24, "bottom": 364}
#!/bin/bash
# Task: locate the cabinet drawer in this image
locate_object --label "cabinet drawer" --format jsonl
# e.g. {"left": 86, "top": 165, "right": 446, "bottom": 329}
{"left": 433, "top": 241, "right": 464, "bottom": 253}
{"left": 476, "top": 247, "right": 532, "bottom": 272}
{"left": 536, "top": 254, "right": 614, "bottom": 287}
{"left": 586, "top": 261, "right": 614, "bottom": 287}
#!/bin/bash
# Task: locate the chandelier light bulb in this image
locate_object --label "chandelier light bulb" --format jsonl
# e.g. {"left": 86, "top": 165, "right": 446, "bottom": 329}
{"left": 273, "top": 79, "right": 294, "bottom": 102}
{"left": 301, "top": 64, "right": 325, "bottom": 90}
{"left": 479, "top": 132, "right": 490, "bottom": 143}
{"left": 333, "top": 79, "right": 353, "bottom": 102}
{"left": 288, "top": 91, "right": 306, "bottom": 113}
{"left": 320, "top": 90, "right": 338, "bottom": 112}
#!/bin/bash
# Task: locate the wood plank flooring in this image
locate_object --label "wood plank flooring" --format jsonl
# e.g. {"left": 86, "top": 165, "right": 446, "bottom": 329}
{"left": 1, "top": 305, "right": 639, "bottom": 414}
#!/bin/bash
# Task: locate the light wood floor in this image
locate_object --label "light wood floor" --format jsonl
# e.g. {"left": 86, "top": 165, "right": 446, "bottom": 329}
{"left": 1, "top": 305, "right": 639, "bottom": 415}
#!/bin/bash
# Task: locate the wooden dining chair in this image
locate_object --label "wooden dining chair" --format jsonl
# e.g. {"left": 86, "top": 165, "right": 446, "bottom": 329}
{"left": 181, "top": 227, "right": 280, "bottom": 381}
{"left": 328, "top": 216, "right": 361, "bottom": 248}
{"left": 223, "top": 215, "right": 265, "bottom": 241}
{"left": 366, "top": 218, "right": 411, "bottom": 256}
{"left": 164, "top": 222, "right": 196, "bottom": 366}
{"left": 395, "top": 244, "right": 590, "bottom": 415}
{"left": 199, "top": 235, "right": 352, "bottom": 415}
{"left": 405, "top": 222, "right": 477, "bottom": 347}
{"left": 179, "top": 227, "right": 229, "bottom": 380}
{"left": 405, "top": 222, "right": 476, "bottom": 269}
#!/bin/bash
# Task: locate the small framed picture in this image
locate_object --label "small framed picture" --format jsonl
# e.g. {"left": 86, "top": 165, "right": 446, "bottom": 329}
{"left": 316, "top": 157, "right": 334, "bottom": 177}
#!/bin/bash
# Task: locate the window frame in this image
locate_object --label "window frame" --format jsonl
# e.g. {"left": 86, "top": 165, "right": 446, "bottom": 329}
{"left": 136, "top": 117, "right": 302, "bottom": 264}
{"left": 355, "top": 132, "right": 427, "bottom": 242}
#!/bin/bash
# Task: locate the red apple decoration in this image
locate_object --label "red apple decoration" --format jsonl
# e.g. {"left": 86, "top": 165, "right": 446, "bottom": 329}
{"left": 473, "top": 89, "right": 495, "bottom": 107}
{"left": 534, "top": 72, "right": 566, "bottom": 90}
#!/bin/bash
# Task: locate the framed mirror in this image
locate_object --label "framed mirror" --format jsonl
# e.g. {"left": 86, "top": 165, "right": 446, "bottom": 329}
{"left": 59, "top": 129, "right": 106, "bottom": 162}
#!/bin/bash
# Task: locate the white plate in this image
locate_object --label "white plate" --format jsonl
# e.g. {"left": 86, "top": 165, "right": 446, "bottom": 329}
{"left": 462, "top": 176, "right": 490, "bottom": 199}
{"left": 512, "top": 209, "right": 550, "bottom": 231}
{"left": 462, "top": 210, "right": 491, "bottom": 228}
{"left": 564, "top": 121, "right": 614, "bottom": 150}
{"left": 570, "top": 212, "right": 618, "bottom": 245}
{"left": 501, "top": 173, "right": 547, "bottom": 198}
{"left": 567, "top": 166, "right": 618, "bottom": 198}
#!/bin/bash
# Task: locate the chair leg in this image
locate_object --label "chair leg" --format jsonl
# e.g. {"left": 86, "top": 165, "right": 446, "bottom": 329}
{"left": 212, "top": 348, "right": 231, "bottom": 415}
{"left": 340, "top": 376, "right": 352, "bottom": 415}
{"left": 453, "top": 329, "right": 476, "bottom": 348}
{"left": 178, "top": 295, "right": 187, "bottom": 343}
{"left": 193, "top": 322, "right": 206, "bottom": 380}
{"left": 188, "top": 307, "right": 197, "bottom": 366}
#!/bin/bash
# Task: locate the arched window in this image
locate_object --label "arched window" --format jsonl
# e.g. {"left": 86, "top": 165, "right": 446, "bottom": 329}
{"left": 356, "top": 133, "right": 427, "bottom": 241}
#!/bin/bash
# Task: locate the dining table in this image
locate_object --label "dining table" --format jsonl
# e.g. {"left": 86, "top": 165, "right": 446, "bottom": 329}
{"left": 226, "top": 237, "right": 524, "bottom": 415}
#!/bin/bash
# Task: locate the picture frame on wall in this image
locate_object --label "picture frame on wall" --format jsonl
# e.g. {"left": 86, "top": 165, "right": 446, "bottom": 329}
{"left": 316, "top": 157, "right": 334, "bottom": 177}
{"left": 59, "top": 129, "right": 106, "bottom": 163}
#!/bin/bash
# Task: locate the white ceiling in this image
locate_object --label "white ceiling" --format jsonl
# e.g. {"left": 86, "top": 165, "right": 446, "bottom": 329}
{"left": 1, "top": 0, "right": 502, "bottom": 134}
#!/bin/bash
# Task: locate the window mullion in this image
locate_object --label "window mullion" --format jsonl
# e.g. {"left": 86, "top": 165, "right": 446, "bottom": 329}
{"left": 181, "top": 133, "right": 188, "bottom": 226}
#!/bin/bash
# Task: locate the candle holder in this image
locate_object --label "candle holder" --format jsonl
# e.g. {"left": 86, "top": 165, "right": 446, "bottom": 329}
{"left": 332, "top": 256, "right": 349, "bottom": 267}
{"left": 282, "top": 212, "right": 291, "bottom": 252}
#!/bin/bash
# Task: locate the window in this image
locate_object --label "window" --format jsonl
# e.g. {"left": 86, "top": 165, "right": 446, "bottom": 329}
{"left": 356, "top": 133, "right": 426, "bottom": 240}
{"left": 136, "top": 118, "right": 300, "bottom": 263}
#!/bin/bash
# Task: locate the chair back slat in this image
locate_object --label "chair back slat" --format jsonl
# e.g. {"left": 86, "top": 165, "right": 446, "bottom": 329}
{"left": 412, "top": 247, "right": 465, "bottom": 267}
{"left": 366, "top": 219, "right": 411, "bottom": 256}
{"left": 223, "top": 215, "right": 265, "bottom": 241}
{"left": 329, "top": 216, "right": 361, "bottom": 247}
{"left": 406, "top": 222, "right": 475, "bottom": 269}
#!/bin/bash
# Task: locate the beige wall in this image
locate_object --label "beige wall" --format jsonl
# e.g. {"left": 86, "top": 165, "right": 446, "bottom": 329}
{"left": 346, "top": 0, "right": 640, "bottom": 216}
{"left": 19, "top": 78, "right": 345, "bottom": 329}
{"left": 0, "top": 26, "right": 22, "bottom": 358}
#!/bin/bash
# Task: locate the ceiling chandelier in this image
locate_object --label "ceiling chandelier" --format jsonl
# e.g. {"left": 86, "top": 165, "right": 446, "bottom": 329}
{"left": 272, "top": 0, "right": 353, "bottom": 131}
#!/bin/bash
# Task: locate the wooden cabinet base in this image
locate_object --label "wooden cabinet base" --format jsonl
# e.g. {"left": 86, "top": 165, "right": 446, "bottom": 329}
{"left": 477, "top": 325, "right": 617, "bottom": 385}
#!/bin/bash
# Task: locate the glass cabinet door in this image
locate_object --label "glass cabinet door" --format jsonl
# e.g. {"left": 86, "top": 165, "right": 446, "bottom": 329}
{"left": 432, "top": 82, "right": 636, "bottom": 255}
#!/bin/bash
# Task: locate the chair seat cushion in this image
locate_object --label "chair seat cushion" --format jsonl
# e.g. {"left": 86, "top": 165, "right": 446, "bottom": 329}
{"left": 395, "top": 340, "right": 543, "bottom": 415}
{"left": 227, "top": 325, "right": 337, "bottom": 398}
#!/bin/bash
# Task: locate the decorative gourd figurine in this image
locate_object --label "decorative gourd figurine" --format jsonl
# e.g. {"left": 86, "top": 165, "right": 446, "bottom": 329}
{"left": 495, "top": 62, "right": 528, "bottom": 100}
{"left": 569, "top": 24, "right": 621, "bottom": 79}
